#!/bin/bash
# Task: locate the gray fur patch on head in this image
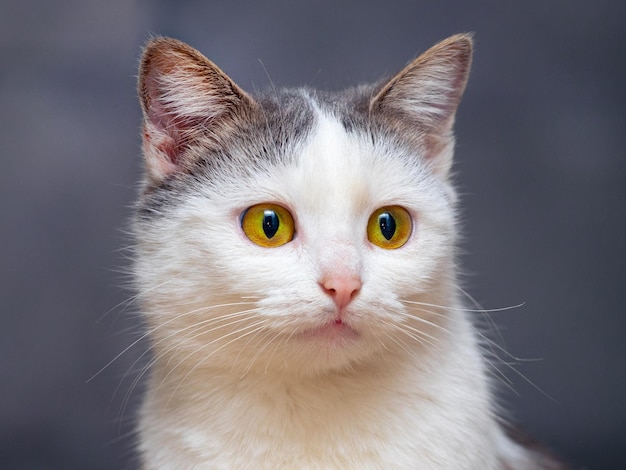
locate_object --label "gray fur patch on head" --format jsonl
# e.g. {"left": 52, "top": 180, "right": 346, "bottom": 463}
{"left": 137, "top": 33, "right": 472, "bottom": 220}
{"left": 137, "top": 89, "right": 316, "bottom": 220}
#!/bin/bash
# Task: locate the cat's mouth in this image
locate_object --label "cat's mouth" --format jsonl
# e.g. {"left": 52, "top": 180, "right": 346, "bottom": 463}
{"left": 298, "top": 319, "right": 359, "bottom": 344}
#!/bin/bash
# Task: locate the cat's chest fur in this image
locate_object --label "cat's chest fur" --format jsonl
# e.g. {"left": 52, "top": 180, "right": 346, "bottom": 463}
{"left": 133, "top": 35, "right": 563, "bottom": 469}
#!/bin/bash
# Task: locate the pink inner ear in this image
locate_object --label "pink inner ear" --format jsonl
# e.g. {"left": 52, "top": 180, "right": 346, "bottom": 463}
{"left": 142, "top": 125, "right": 179, "bottom": 177}
{"left": 147, "top": 94, "right": 183, "bottom": 159}
{"left": 140, "top": 68, "right": 194, "bottom": 178}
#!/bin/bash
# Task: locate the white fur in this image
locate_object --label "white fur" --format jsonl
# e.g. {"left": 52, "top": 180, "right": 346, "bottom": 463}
{"left": 135, "top": 110, "right": 534, "bottom": 469}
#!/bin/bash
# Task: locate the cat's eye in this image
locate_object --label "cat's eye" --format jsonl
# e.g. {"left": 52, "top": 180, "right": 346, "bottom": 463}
{"left": 241, "top": 204, "right": 295, "bottom": 248}
{"left": 367, "top": 206, "right": 412, "bottom": 249}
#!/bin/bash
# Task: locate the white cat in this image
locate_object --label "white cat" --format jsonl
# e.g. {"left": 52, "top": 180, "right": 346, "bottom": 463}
{"left": 133, "top": 34, "right": 563, "bottom": 469}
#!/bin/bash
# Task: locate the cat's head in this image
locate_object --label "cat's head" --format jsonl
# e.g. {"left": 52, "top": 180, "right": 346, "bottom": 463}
{"left": 134, "top": 35, "right": 472, "bottom": 377}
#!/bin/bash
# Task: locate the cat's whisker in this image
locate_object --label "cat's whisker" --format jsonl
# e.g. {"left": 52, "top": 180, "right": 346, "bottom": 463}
{"left": 264, "top": 324, "right": 298, "bottom": 375}
{"left": 232, "top": 321, "right": 279, "bottom": 375}
{"left": 245, "top": 319, "right": 299, "bottom": 372}
{"left": 155, "top": 316, "right": 269, "bottom": 381}
{"left": 481, "top": 356, "right": 519, "bottom": 397}
{"left": 400, "top": 298, "right": 524, "bottom": 315}
{"left": 89, "top": 300, "right": 259, "bottom": 383}
{"left": 239, "top": 327, "right": 287, "bottom": 378}
{"left": 385, "top": 321, "right": 437, "bottom": 351}
{"left": 476, "top": 331, "right": 541, "bottom": 364}
{"left": 96, "top": 278, "right": 174, "bottom": 324}
{"left": 455, "top": 286, "right": 516, "bottom": 352}
{"left": 113, "top": 310, "right": 258, "bottom": 419}
{"left": 378, "top": 327, "right": 425, "bottom": 363}
{"left": 475, "top": 334, "right": 556, "bottom": 403}
{"left": 121, "top": 305, "right": 260, "bottom": 379}
{"left": 393, "top": 318, "right": 442, "bottom": 345}
{"left": 398, "top": 300, "right": 447, "bottom": 317}
{"left": 119, "top": 355, "right": 156, "bottom": 424}
{"left": 161, "top": 306, "right": 261, "bottom": 338}
{"left": 118, "top": 384, "right": 142, "bottom": 426}
{"left": 106, "top": 342, "right": 153, "bottom": 420}
{"left": 399, "top": 297, "right": 527, "bottom": 368}
{"left": 401, "top": 297, "right": 551, "bottom": 400}
{"left": 110, "top": 302, "right": 262, "bottom": 420}
{"left": 159, "top": 310, "right": 263, "bottom": 372}
{"left": 166, "top": 320, "right": 272, "bottom": 403}
{"left": 396, "top": 307, "right": 451, "bottom": 335}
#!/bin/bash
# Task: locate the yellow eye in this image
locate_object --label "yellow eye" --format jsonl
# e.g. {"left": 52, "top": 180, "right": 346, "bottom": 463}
{"left": 241, "top": 203, "right": 295, "bottom": 248}
{"left": 367, "top": 206, "right": 412, "bottom": 249}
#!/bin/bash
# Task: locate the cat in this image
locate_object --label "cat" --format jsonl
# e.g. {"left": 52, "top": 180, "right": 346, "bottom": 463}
{"left": 133, "top": 34, "right": 564, "bottom": 469}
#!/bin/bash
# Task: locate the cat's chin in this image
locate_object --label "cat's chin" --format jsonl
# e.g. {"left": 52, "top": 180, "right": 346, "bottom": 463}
{"left": 297, "top": 319, "right": 359, "bottom": 347}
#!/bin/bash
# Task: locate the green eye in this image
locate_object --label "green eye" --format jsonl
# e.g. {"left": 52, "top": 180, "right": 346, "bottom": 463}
{"left": 241, "top": 204, "right": 295, "bottom": 247}
{"left": 367, "top": 206, "right": 412, "bottom": 249}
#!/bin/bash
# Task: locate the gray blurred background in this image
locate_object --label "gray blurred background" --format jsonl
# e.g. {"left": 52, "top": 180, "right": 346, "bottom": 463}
{"left": 1, "top": 1, "right": 624, "bottom": 468}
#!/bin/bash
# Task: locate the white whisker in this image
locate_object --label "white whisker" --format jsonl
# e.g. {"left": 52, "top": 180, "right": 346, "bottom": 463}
{"left": 166, "top": 320, "right": 271, "bottom": 403}
{"left": 400, "top": 298, "right": 524, "bottom": 315}
{"left": 89, "top": 300, "right": 258, "bottom": 383}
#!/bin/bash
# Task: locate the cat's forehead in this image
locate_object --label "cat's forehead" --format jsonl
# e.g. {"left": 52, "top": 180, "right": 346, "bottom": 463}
{"left": 292, "top": 112, "right": 369, "bottom": 202}
{"left": 277, "top": 106, "right": 428, "bottom": 215}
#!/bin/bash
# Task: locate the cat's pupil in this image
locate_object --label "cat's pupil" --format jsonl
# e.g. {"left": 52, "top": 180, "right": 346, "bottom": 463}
{"left": 262, "top": 210, "right": 280, "bottom": 239}
{"left": 379, "top": 213, "right": 396, "bottom": 240}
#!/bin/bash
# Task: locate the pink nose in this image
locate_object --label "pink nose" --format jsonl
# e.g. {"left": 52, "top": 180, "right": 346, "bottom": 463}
{"left": 321, "top": 276, "right": 362, "bottom": 310}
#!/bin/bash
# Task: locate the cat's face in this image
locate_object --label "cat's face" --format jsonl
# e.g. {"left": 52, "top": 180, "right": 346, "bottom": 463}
{"left": 135, "top": 36, "right": 471, "bottom": 376}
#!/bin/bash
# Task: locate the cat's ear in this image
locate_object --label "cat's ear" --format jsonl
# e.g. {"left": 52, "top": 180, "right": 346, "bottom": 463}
{"left": 370, "top": 34, "right": 473, "bottom": 176}
{"left": 138, "top": 37, "right": 255, "bottom": 182}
